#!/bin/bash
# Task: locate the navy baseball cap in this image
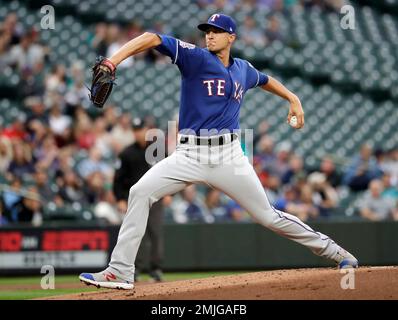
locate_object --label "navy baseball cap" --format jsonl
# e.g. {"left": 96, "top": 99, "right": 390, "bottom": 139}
{"left": 198, "top": 14, "right": 236, "bottom": 34}
{"left": 132, "top": 117, "right": 145, "bottom": 129}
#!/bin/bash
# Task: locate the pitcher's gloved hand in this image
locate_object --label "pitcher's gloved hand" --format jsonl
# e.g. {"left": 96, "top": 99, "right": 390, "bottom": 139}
{"left": 89, "top": 56, "right": 117, "bottom": 108}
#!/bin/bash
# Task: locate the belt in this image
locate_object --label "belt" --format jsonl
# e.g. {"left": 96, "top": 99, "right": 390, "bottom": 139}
{"left": 179, "top": 133, "right": 237, "bottom": 146}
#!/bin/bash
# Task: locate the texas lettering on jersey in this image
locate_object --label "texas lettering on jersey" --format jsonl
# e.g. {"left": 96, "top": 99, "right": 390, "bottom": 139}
{"left": 155, "top": 34, "right": 269, "bottom": 134}
{"left": 203, "top": 79, "right": 226, "bottom": 96}
{"left": 234, "top": 82, "right": 244, "bottom": 102}
{"left": 202, "top": 79, "right": 243, "bottom": 103}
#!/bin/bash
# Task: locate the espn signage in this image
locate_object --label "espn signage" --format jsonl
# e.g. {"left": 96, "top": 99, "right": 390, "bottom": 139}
{"left": 0, "top": 228, "right": 114, "bottom": 271}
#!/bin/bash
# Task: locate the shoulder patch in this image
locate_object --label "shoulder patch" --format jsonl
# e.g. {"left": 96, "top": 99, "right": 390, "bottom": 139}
{"left": 178, "top": 40, "right": 195, "bottom": 49}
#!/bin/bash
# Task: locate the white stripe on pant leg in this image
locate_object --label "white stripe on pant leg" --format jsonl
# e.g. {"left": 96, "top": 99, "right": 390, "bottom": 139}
{"left": 205, "top": 151, "right": 340, "bottom": 262}
{"left": 264, "top": 206, "right": 337, "bottom": 257}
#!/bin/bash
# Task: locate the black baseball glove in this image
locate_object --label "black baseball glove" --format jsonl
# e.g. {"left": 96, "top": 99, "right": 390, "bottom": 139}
{"left": 89, "top": 56, "right": 117, "bottom": 108}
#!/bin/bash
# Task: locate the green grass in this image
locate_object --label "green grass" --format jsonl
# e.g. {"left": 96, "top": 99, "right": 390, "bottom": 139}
{"left": 0, "top": 271, "right": 247, "bottom": 300}
{"left": 0, "top": 288, "right": 97, "bottom": 300}
{"left": 0, "top": 275, "right": 80, "bottom": 285}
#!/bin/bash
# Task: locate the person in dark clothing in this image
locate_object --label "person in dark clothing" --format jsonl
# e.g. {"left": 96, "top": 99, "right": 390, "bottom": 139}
{"left": 113, "top": 118, "right": 165, "bottom": 282}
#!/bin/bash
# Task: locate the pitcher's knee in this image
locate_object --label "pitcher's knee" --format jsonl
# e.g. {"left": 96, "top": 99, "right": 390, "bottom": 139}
{"left": 129, "top": 184, "right": 148, "bottom": 199}
{"left": 255, "top": 208, "right": 278, "bottom": 228}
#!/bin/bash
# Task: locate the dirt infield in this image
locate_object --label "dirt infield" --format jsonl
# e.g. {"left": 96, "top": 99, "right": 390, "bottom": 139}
{"left": 44, "top": 267, "right": 398, "bottom": 300}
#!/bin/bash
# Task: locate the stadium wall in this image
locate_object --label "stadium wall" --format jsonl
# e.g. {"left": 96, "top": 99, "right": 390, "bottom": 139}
{"left": 0, "top": 221, "right": 397, "bottom": 274}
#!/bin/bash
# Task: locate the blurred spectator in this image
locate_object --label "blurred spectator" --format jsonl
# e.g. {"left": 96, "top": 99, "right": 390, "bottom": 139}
{"left": 44, "top": 64, "right": 67, "bottom": 107}
{"left": 253, "top": 156, "right": 268, "bottom": 187}
{"left": 235, "top": 0, "right": 258, "bottom": 10}
{"left": 127, "top": 20, "right": 144, "bottom": 39}
{"left": 0, "top": 176, "right": 22, "bottom": 223}
{"left": 64, "top": 61, "right": 91, "bottom": 110}
{"left": 58, "top": 169, "right": 85, "bottom": 204}
{"left": 26, "top": 119, "right": 48, "bottom": 150}
{"left": 381, "top": 173, "right": 398, "bottom": 201}
{"left": 49, "top": 104, "right": 72, "bottom": 137}
{"left": 1, "top": 13, "right": 24, "bottom": 46}
{"left": 197, "top": 0, "right": 237, "bottom": 10}
{"left": 76, "top": 147, "right": 113, "bottom": 180}
{"left": 103, "top": 105, "right": 119, "bottom": 131}
{"left": 380, "top": 148, "right": 398, "bottom": 185}
{"left": 253, "top": 120, "right": 269, "bottom": 147}
{"left": 274, "top": 184, "right": 300, "bottom": 215}
{"left": 33, "top": 134, "right": 59, "bottom": 173}
{"left": 240, "top": 16, "right": 267, "bottom": 47}
{"left": 112, "top": 117, "right": 152, "bottom": 208}
{"left": 274, "top": 141, "right": 292, "bottom": 178}
{"left": 359, "top": 179, "right": 395, "bottom": 221}
{"left": 299, "top": 183, "right": 320, "bottom": 220}
{"left": 54, "top": 149, "right": 74, "bottom": 178}
{"left": 225, "top": 199, "right": 250, "bottom": 222}
{"left": 283, "top": 0, "right": 299, "bottom": 8}
{"left": 317, "top": 156, "right": 342, "bottom": 188}
{"left": 274, "top": 183, "right": 318, "bottom": 221}
{"left": 307, "top": 172, "right": 338, "bottom": 218}
{"left": 20, "top": 62, "right": 45, "bottom": 97}
{"left": 0, "top": 137, "right": 13, "bottom": 174}
{"left": 1, "top": 113, "right": 28, "bottom": 141}
{"left": 256, "top": 135, "right": 277, "bottom": 175}
{"left": 82, "top": 171, "right": 107, "bottom": 205}
{"left": 45, "top": 64, "right": 67, "bottom": 94}
{"left": 74, "top": 113, "right": 96, "bottom": 150}
{"left": 257, "top": 0, "right": 278, "bottom": 10}
{"left": 16, "top": 186, "right": 43, "bottom": 226}
{"left": 65, "top": 77, "right": 91, "bottom": 110}
{"left": 171, "top": 185, "right": 206, "bottom": 223}
{"left": 302, "top": 0, "right": 346, "bottom": 12}
{"left": 110, "top": 112, "right": 135, "bottom": 155}
{"left": 91, "top": 22, "right": 108, "bottom": 56}
{"left": 299, "top": 183, "right": 319, "bottom": 220}
{"left": 93, "top": 117, "right": 114, "bottom": 159}
{"left": 263, "top": 174, "right": 281, "bottom": 205}
{"left": 8, "top": 30, "right": 45, "bottom": 71}
{"left": 94, "top": 189, "right": 122, "bottom": 225}
{"left": 34, "top": 169, "right": 55, "bottom": 202}
{"left": 264, "top": 15, "right": 284, "bottom": 43}
{"left": 144, "top": 114, "right": 158, "bottom": 130}
{"left": 203, "top": 189, "right": 227, "bottom": 222}
{"left": 281, "top": 154, "right": 306, "bottom": 185}
{"left": 343, "top": 144, "right": 383, "bottom": 191}
{"left": 0, "top": 32, "right": 10, "bottom": 70}
{"left": 0, "top": 212, "right": 7, "bottom": 226}
{"left": 54, "top": 125, "right": 74, "bottom": 149}
{"left": 25, "top": 96, "right": 48, "bottom": 125}
{"left": 8, "top": 142, "right": 35, "bottom": 179}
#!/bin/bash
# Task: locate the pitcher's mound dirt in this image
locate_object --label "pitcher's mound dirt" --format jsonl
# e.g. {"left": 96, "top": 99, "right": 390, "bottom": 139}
{"left": 45, "top": 266, "right": 398, "bottom": 300}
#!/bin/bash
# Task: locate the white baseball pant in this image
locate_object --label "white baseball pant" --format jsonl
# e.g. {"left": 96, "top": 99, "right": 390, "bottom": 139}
{"left": 108, "top": 134, "right": 342, "bottom": 281}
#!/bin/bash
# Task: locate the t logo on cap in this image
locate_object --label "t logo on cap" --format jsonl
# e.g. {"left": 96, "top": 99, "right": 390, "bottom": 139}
{"left": 210, "top": 14, "right": 220, "bottom": 22}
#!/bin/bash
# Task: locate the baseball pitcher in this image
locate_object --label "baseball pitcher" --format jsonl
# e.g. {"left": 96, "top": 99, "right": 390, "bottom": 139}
{"left": 81, "top": 14, "right": 358, "bottom": 290}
